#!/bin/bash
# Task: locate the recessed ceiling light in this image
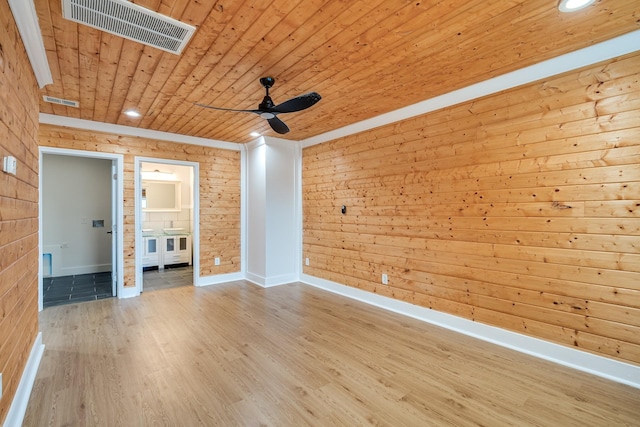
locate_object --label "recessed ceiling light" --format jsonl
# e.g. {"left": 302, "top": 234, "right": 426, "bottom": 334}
{"left": 558, "top": 0, "right": 596, "bottom": 12}
{"left": 250, "top": 132, "right": 261, "bottom": 137}
{"left": 124, "top": 109, "right": 141, "bottom": 118}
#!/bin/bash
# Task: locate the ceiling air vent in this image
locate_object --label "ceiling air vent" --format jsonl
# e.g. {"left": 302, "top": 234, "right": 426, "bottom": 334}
{"left": 43, "top": 96, "right": 79, "bottom": 108}
{"left": 62, "top": 0, "right": 196, "bottom": 55}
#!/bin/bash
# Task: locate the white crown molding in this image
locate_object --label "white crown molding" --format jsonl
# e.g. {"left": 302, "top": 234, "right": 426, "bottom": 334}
{"left": 263, "top": 135, "right": 298, "bottom": 148}
{"left": 8, "top": 0, "right": 53, "bottom": 88}
{"left": 245, "top": 135, "right": 266, "bottom": 150}
{"left": 39, "top": 114, "right": 242, "bottom": 151}
{"left": 301, "top": 29, "right": 640, "bottom": 148}
{"left": 39, "top": 30, "right": 640, "bottom": 151}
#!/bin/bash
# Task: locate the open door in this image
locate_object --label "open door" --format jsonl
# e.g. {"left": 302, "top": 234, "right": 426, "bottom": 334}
{"left": 111, "top": 160, "right": 118, "bottom": 296}
{"left": 136, "top": 158, "right": 198, "bottom": 293}
{"left": 40, "top": 151, "right": 124, "bottom": 307}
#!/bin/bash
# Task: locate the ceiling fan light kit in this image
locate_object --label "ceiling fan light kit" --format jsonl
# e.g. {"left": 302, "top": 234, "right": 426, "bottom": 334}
{"left": 196, "top": 77, "right": 321, "bottom": 134}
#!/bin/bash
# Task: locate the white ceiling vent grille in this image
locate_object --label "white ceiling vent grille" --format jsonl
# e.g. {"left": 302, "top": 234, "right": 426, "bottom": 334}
{"left": 62, "top": 0, "right": 196, "bottom": 55}
{"left": 43, "top": 95, "right": 80, "bottom": 108}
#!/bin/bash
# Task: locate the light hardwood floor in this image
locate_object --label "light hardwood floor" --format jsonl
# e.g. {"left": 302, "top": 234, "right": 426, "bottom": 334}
{"left": 23, "top": 281, "right": 640, "bottom": 426}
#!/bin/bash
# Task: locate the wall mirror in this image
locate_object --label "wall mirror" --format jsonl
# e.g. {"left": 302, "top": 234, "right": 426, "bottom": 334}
{"left": 142, "top": 180, "right": 181, "bottom": 212}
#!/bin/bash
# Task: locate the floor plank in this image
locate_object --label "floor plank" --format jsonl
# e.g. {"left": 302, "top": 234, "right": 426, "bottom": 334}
{"left": 23, "top": 281, "right": 640, "bottom": 426}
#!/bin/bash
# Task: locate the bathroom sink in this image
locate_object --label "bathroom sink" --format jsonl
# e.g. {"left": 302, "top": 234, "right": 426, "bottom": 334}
{"left": 163, "top": 228, "right": 186, "bottom": 235}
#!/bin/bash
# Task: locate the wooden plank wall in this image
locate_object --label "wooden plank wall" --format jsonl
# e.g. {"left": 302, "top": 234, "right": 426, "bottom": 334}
{"left": 302, "top": 52, "right": 640, "bottom": 365}
{"left": 0, "top": 1, "right": 41, "bottom": 423}
{"left": 38, "top": 125, "right": 241, "bottom": 284}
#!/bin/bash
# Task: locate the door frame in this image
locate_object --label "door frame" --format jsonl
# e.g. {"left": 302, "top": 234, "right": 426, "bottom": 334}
{"left": 134, "top": 157, "right": 200, "bottom": 294}
{"left": 38, "top": 147, "right": 125, "bottom": 311}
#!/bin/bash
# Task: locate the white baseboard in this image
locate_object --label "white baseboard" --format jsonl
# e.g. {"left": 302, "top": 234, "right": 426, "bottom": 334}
{"left": 245, "top": 271, "right": 297, "bottom": 288}
{"left": 245, "top": 272, "right": 268, "bottom": 287}
{"left": 58, "top": 264, "right": 112, "bottom": 277}
{"left": 119, "top": 285, "right": 139, "bottom": 299}
{"left": 263, "top": 273, "right": 297, "bottom": 288}
{"left": 3, "top": 332, "right": 45, "bottom": 427}
{"left": 196, "top": 271, "right": 244, "bottom": 287}
{"left": 300, "top": 274, "right": 640, "bottom": 389}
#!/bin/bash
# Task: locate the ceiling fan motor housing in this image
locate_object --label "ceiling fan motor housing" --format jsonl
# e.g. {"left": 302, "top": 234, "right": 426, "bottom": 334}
{"left": 259, "top": 95, "right": 275, "bottom": 111}
{"left": 259, "top": 77, "right": 276, "bottom": 89}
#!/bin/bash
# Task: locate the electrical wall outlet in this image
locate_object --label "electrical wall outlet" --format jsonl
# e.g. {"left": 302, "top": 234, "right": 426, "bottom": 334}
{"left": 305, "top": 257, "right": 309, "bottom": 266}
{"left": 382, "top": 273, "right": 388, "bottom": 285}
{"left": 214, "top": 257, "right": 220, "bottom": 266}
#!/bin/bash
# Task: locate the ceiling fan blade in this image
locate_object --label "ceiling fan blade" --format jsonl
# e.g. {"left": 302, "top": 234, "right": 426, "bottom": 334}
{"left": 267, "top": 116, "right": 290, "bottom": 134}
{"left": 272, "top": 92, "right": 321, "bottom": 114}
{"left": 194, "top": 103, "right": 261, "bottom": 114}
{"left": 196, "top": 78, "right": 319, "bottom": 134}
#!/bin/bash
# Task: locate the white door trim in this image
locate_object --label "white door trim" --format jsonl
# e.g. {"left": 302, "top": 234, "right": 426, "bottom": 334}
{"left": 111, "top": 160, "right": 118, "bottom": 297}
{"left": 134, "top": 157, "right": 200, "bottom": 294}
{"left": 38, "top": 147, "right": 125, "bottom": 310}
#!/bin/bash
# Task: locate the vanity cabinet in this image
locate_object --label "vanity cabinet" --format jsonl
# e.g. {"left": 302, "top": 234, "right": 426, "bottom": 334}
{"left": 142, "top": 236, "right": 160, "bottom": 267}
{"left": 142, "top": 234, "right": 191, "bottom": 269}
{"left": 163, "top": 235, "right": 192, "bottom": 266}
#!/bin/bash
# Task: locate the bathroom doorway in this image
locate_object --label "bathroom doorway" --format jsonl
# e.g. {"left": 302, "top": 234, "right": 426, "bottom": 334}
{"left": 135, "top": 158, "right": 199, "bottom": 293}
{"left": 39, "top": 148, "right": 124, "bottom": 310}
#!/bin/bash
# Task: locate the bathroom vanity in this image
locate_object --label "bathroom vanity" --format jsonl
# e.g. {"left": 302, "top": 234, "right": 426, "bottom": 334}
{"left": 142, "top": 233, "right": 192, "bottom": 269}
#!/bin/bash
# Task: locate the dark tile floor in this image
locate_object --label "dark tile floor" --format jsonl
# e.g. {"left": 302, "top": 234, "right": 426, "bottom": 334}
{"left": 42, "top": 267, "right": 193, "bottom": 308}
{"left": 43, "top": 272, "right": 113, "bottom": 308}
{"left": 143, "top": 265, "right": 193, "bottom": 292}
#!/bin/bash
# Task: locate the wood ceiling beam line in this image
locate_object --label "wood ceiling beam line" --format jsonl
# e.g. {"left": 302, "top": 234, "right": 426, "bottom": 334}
{"left": 77, "top": 25, "right": 100, "bottom": 121}
{"left": 181, "top": 0, "right": 396, "bottom": 140}
{"left": 157, "top": 0, "right": 307, "bottom": 134}
{"left": 92, "top": 34, "right": 124, "bottom": 122}
{"left": 176, "top": 0, "right": 356, "bottom": 137}
{"left": 146, "top": 0, "right": 280, "bottom": 131}
{"left": 128, "top": 0, "right": 216, "bottom": 125}
{"left": 104, "top": 39, "right": 145, "bottom": 123}
{"left": 137, "top": 0, "right": 248, "bottom": 129}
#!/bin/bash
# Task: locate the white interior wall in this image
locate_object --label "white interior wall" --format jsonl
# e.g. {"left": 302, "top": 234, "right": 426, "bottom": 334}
{"left": 42, "top": 154, "right": 112, "bottom": 276}
{"left": 264, "top": 139, "right": 297, "bottom": 283}
{"left": 245, "top": 137, "right": 298, "bottom": 286}
{"left": 246, "top": 141, "right": 267, "bottom": 281}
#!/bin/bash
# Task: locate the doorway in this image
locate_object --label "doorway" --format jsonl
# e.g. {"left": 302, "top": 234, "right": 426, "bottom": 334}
{"left": 39, "top": 148, "right": 124, "bottom": 310}
{"left": 135, "top": 158, "right": 199, "bottom": 293}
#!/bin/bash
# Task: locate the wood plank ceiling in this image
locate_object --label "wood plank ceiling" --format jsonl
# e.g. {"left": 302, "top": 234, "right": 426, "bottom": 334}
{"left": 34, "top": 0, "right": 640, "bottom": 144}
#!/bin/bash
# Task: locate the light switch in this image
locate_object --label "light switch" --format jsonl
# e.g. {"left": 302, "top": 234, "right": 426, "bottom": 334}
{"left": 3, "top": 156, "right": 17, "bottom": 175}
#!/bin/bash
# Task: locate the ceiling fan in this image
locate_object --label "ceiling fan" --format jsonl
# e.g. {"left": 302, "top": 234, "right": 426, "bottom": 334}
{"left": 195, "top": 77, "right": 321, "bottom": 134}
